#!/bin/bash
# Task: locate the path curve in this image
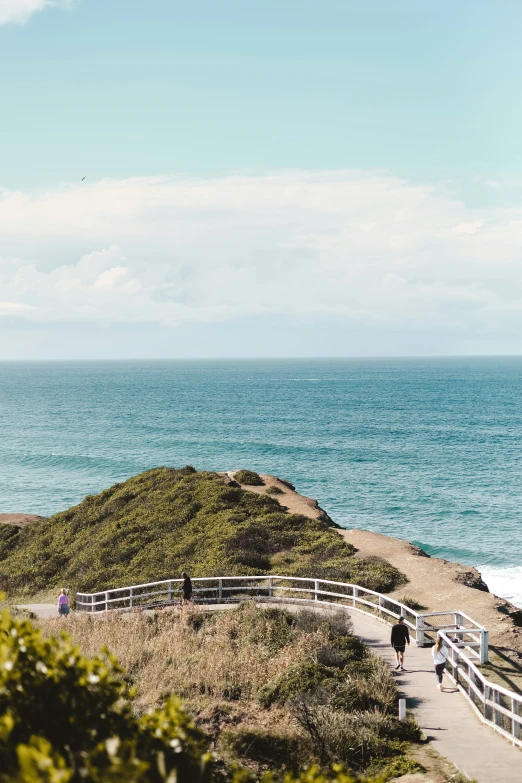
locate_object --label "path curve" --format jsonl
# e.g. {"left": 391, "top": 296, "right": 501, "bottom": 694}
{"left": 343, "top": 607, "right": 521, "bottom": 783}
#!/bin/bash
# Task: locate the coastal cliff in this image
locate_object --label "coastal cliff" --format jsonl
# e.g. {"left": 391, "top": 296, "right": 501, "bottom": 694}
{"left": 230, "top": 471, "right": 522, "bottom": 670}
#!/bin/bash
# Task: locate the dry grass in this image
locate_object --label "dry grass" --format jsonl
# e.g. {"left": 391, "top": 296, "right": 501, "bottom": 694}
{"left": 38, "top": 604, "right": 418, "bottom": 779}
{"left": 39, "top": 603, "right": 325, "bottom": 710}
{"left": 39, "top": 603, "right": 325, "bottom": 774}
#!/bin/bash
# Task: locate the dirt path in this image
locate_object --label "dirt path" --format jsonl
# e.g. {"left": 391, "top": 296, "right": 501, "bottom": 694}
{"left": 222, "top": 472, "right": 334, "bottom": 523}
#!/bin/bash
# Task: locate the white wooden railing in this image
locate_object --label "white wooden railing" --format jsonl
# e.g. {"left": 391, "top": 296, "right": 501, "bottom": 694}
{"left": 75, "top": 573, "right": 522, "bottom": 748}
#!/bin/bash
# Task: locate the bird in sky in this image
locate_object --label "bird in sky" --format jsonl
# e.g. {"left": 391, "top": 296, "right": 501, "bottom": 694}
{"left": 81, "top": 176, "right": 86, "bottom": 181}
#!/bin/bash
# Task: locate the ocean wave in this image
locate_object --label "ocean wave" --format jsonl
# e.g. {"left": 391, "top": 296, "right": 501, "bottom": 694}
{"left": 479, "top": 565, "right": 522, "bottom": 608}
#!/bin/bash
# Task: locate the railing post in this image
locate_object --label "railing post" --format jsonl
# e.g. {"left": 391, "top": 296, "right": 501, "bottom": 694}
{"left": 398, "top": 699, "right": 406, "bottom": 720}
{"left": 129, "top": 588, "right": 133, "bottom": 609}
{"left": 480, "top": 628, "right": 489, "bottom": 664}
{"left": 314, "top": 580, "right": 319, "bottom": 602}
{"left": 513, "top": 699, "right": 521, "bottom": 740}
{"left": 415, "top": 615, "right": 425, "bottom": 646}
{"left": 268, "top": 577, "right": 274, "bottom": 598}
{"left": 353, "top": 587, "right": 358, "bottom": 607}
{"left": 494, "top": 690, "right": 502, "bottom": 727}
{"left": 105, "top": 591, "right": 109, "bottom": 612}
{"left": 455, "top": 612, "right": 463, "bottom": 629}
{"left": 218, "top": 578, "right": 223, "bottom": 603}
{"left": 168, "top": 581, "right": 173, "bottom": 603}
{"left": 378, "top": 596, "right": 384, "bottom": 616}
{"left": 451, "top": 646, "right": 459, "bottom": 685}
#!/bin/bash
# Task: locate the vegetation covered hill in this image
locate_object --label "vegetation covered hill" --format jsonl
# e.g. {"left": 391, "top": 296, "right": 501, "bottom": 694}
{"left": 0, "top": 467, "right": 405, "bottom": 597}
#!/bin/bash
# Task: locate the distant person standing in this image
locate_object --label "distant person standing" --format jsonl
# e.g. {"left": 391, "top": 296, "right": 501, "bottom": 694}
{"left": 58, "top": 588, "right": 70, "bottom": 618}
{"left": 181, "top": 572, "right": 193, "bottom": 603}
{"left": 432, "top": 633, "right": 449, "bottom": 691}
{"left": 390, "top": 616, "right": 410, "bottom": 670}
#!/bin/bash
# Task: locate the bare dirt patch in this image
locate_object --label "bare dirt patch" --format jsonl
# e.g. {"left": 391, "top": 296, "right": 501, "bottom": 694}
{"left": 0, "top": 513, "right": 43, "bottom": 527}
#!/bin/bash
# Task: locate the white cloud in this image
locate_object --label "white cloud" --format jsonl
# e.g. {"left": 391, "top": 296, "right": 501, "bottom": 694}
{"left": 0, "top": 301, "right": 38, "bottom": 314}
{"left": 2, "top": 170, "right": 522, "bottom": 342}
{"left": 0, "top": 0, "right": 72, "bottom": 26}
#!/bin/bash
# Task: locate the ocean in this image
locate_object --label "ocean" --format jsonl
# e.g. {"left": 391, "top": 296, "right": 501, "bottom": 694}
{"left": 1, "top": 358, "right": 521, "bottom": 607}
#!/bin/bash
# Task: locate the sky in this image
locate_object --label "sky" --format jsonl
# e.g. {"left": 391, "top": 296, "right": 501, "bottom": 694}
{"left": 2, "top": 0, "right": 522, "bottom": 358}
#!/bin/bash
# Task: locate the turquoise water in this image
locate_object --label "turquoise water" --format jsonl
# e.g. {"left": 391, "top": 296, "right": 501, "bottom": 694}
{"left": 1, "top": 358, "right": 521, "bottom": 605}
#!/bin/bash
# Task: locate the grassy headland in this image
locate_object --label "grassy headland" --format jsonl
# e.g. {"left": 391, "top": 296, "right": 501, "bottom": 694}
{"left": 0, "top": 467, "right": 405, "bottom": 598}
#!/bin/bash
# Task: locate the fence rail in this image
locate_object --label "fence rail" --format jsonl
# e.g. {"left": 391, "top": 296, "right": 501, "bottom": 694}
{"left": 76, "top": 573, "right": 521, "bottom": 748}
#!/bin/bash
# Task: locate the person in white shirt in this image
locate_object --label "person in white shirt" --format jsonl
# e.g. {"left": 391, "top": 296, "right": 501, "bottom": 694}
{"left": 432, "top": 633, "right": 449, "bottom": 691}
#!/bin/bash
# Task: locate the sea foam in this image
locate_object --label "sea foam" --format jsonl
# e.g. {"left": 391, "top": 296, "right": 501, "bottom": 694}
{"left": 480, "top": 565, "right": 522, "bottom": 608}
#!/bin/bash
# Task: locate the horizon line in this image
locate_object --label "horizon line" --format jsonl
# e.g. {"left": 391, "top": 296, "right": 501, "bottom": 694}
{"left": 2, "top": 354, "right": 522, "bottom": 363}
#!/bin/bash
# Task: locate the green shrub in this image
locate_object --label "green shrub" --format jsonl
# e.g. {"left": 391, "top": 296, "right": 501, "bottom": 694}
{"left": 316, "top": 635, "right": 367, "bottom": 669}
{"left": 397, "top": 596, "right": 426, "bottom": 611}
{"left": 233, "top": 604, "right": 297, "bottom": 654}
{"left": 293, "top": 705, "right": 420, "bottom": 773}
{"left": 257, "top": 662, "right": 341, "bottom": 708}
{"left": 220, "top": 727, "right": 301, "bottom": 772}
{"left": 265, "top": 486, "right": 284, "bottom": 496}
{"left": 294, "top": 609, "right": 353, "bottom": 638}
{"left": 234, "top": 470, "right": 265, "bottom": 486}
{"left": 367, "top": 754, "right": 426, "bottom": 780}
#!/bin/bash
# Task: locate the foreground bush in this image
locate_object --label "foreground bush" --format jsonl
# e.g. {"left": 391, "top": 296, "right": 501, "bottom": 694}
{"left": 0, "top": 602, "right": 212, "bottom": 783}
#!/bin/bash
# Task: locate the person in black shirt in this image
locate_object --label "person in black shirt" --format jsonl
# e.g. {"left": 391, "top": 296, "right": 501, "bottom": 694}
{"left": 390, "top": 616, "right": 410, "bottom": 670}
{"left": 181, "top": 571, "right": 193, "bottom": 603}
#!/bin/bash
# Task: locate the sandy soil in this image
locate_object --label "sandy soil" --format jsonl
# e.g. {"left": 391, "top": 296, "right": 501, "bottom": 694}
{"left": 222, "top": 471, "right": 336, "bottom": 525}
{"left": 341, "top": 528, "right": 522, "bottom": 649}
{"left": 0, "top": 513, "right": 43, "bottom": 527}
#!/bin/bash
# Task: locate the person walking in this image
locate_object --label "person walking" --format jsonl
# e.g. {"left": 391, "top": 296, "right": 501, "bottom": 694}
{"left": 58, "top": 588, "right": 70, "bottom": 618}
{"left": 390, "top": 616, "right": 410, "bottom": 670}
{"left": 181, "top": 571, "right": 193, "bottom": 603}
{"left": 432, "top": 633, "right": 449, "bottom": 691}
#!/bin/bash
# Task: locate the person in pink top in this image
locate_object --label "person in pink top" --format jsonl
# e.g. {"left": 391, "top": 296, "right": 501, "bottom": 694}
{"left": 58, "top": 588, "right": 70, "bottom": 617}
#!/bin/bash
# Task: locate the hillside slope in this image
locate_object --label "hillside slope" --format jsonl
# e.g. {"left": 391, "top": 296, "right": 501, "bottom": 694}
{"left": 0, "top": 467, "right": 405, "bottom": 597}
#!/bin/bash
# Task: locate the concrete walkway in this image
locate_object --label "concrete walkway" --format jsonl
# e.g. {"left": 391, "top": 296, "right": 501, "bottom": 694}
{"left": 16, "top": 603, "right": 60, "bottom": 619}
{"left": 20, "top": 601, "right": 522, "bottom": 782}
{"left": 347, "top": 609, "right": 521, "bottom": 783}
